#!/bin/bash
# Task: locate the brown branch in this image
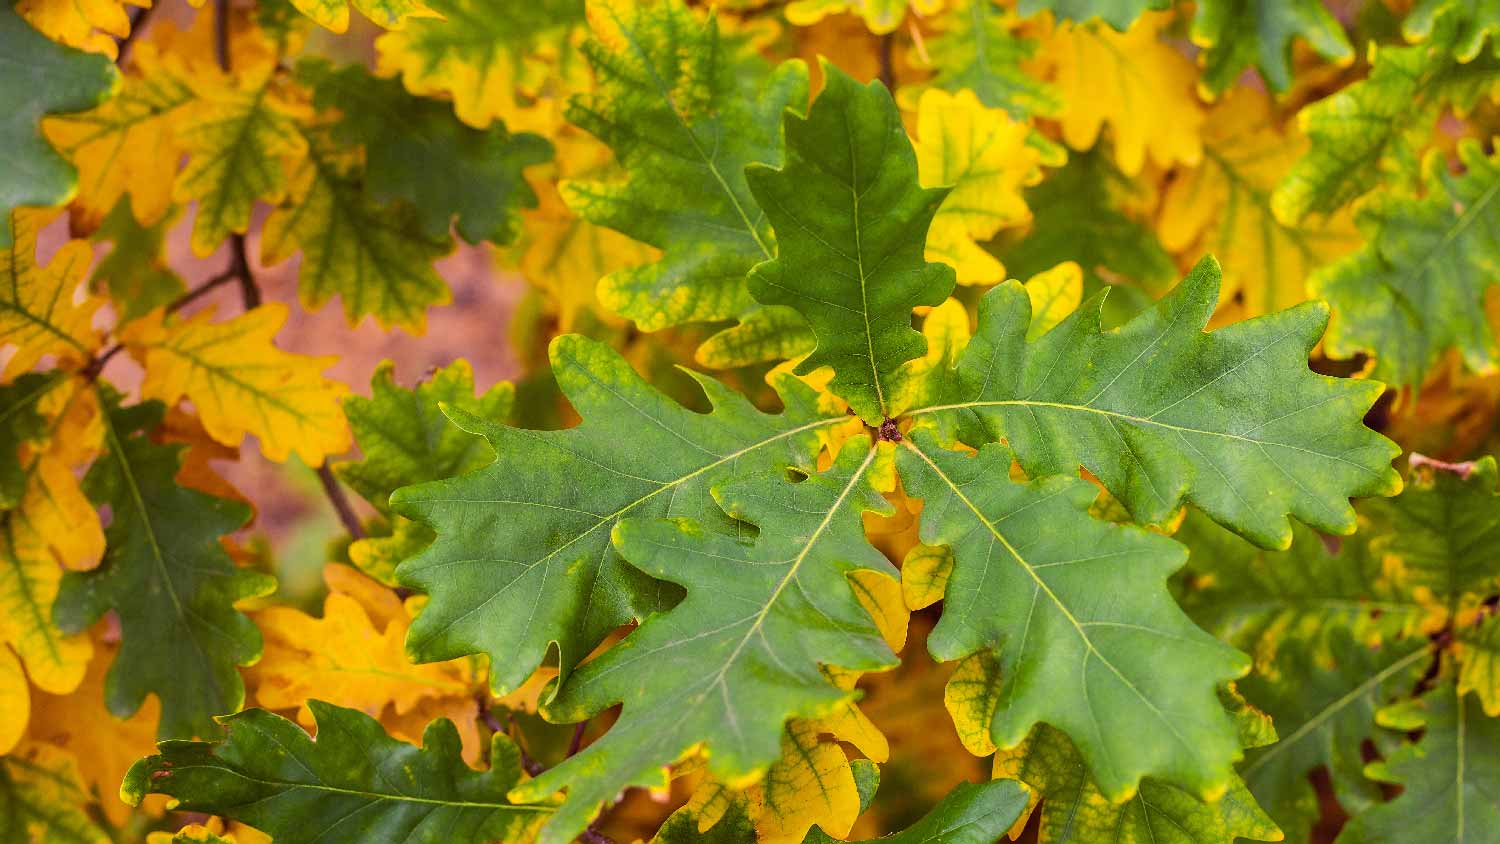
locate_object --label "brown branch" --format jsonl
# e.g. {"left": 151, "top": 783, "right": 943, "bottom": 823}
{"left": 166, "top": 269, "right": 238, "bottom": 314}
{"left": 80, "top": 344, "right": 125, "bottom": 382}
{"left": 116, "top": 3, "right": 156, "bottom": 67}
{"left": 316, "top": 463, "right": 365, "bottom": 539}
{"left": 566, "top": 722, "right": 587, "bottom": 758}
{"left": 878, "top": 31, "right": 895, "bottom": 90}
{"left": 214, "top": 0, "right": 231, "bottom": 72}
{"left": 228, "top": 234, "right": 261, "bottom": 309}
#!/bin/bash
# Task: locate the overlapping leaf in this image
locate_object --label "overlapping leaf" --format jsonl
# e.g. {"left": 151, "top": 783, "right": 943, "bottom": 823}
{"left": 895, "top": 429, "right": 1250, "bottom": 799}
{"left": 375, "top": 0, "right": 584, "bottom": 131}
{"left": 1020, "top": 0, "right": 1166, "bottom": 29}
{"left": 512, "top": 440, "right": 897, "bottom": 843}
{"left": 784, "top": 0, "right": 940, "bottom": 34}
{"left": 1310, "top": 141, "right": 1500, "bottom": 387}
{"left": 1336, "top": 685, "right": 1500, "bottom": 844}
{"left": 391, "top": 335, "right": 841, "bottom": 695}
{"left": 910, "top": 257, "right": 1402, "bottom": 549}
{"left": 1273, "top": 11, "right": 1500, "bottom": 223}
{"left": 122, "top": 702, "right": 554, "bottom": 844}
{"left": 564, "top": 0, "right": 810, "bottom": 355}
{"left": 0, "top": 210, "right": 103, "bottom": 381}
{"left": 1177, "top": 512, "right": 1423, "bottom": 660}
{"left": 1192, "top": 0, "right": 1351, "bottom": 94}
{"left": 1236, "top": 634, "right": 1429, "bottom": 842}
{"left": 902, "top": 0, "right": 1057, "bottom": 118}
{"left": 120, "top": 304, "right": 350, "bottom": 465}
{"left": 0, "top": 743, "right": 108, "bottom": 844}
{"left": 261, "top": 122, "right": 453, "bottom": 331}
{"left": 1158, "top": 86, "right": 1359, "bottom": 319}
{"left": 746, "top": 64, "right": 955, "bottom": 424}
{"left": 915, "top": 89, "right": 1046, "bottom": 286}
{"left": 302, "top": 60, "right": 553, "bottom": 245}
{"left": 90, "top": 201, "right": 186, "bottom": 323}
{"left": 1459, "top": 615, "right": 1500, "bottom": 715}
{"left": 53, "top": 397, "right": 275, "bottom": 740}
{"left": 0, "top": 4, "right": 117, "bottom": 244}
{"left": 286, "top": 0, "right": 430, "bottom": 34}
{"left": 993, "top": 722, "right": 1281, "bottom": 843}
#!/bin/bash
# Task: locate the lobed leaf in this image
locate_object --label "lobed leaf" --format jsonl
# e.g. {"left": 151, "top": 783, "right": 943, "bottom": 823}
{"left": 514, "top": 440, "right": 898, "bottom": 843}
{"left": 390, "top": 335, "right": 843, "bottom": 695}
{"left": 746, "top": 63, "right": 955, "bottom": 424}
{"left": 122, "top": 701, "right": 553, "bottom": 844}
{"left": 1192, "top": 0, "right": 1351, "bottom": 94}
{"left": 911, "top": 257, "right": 1402, "bottom": 549}
{"left": 0, "top": 210, "right": 103, "bottom": 381}
{"left": 54, "top": 397, "right": 275, "bottom": 739}
{"left": 896, "top": 429, "right": 1250, "bottom": 800}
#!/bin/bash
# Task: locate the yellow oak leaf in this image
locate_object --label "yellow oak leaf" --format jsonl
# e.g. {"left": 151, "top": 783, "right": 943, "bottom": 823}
{"left": 251, "top": 564, "right": 482, "bottom": 749}
{"left": 901, "top": 543, "right": 953, "bottom": 611}
{"left": 1023, "top": 260, "right": 1082, "bottom": 338}
{"left": 0, "top": 742, "right": 109, "bottom": 842}
{"left": 172, "top": 65, "right": 308, "bottom": 256}
{"left": 16, "top": 0, "right": 143, "bottom": 58}
{"left": 1039, "top": 12, "right": 1203, "bottom": 176}
{"left": 0, "top": 648, "right": 25, "bottom": 755}
{"left": 745, "top": 720, "right": 864, "bottom": 843}
{"left": 915, "top": 89, "right": 1045, "bottom": 285}
{"left": 30, "top": 633, "right": 162, "bottom": 823}
{"left": 785, "top": 0, "right": 943, "bottom": 35}
{"left": 120, "top": 304, "right": 350, "bottom": 465}
{"left": 147, "top": 818, "right": 269, "bottom": 844}
{"left": 374, "top": 0, "right": 585, "bottom": 132}
{"left": 0, "top": 210, "right": 102, "bottom": 381}
{"left": 42, "top": 44, "right": 196, "bottom": 228}
{"left": 888, "top": 297, "right": 972, "bottom": 417}
{"left": 287, "top": 0, "right": 434, "bottom": 34}
{"left": 943, "top": 650, "right": 1003, "bottom": 756}
{"left": 13, "top": 375, "right": 106, "bottom": 571}
{"left": 0, "top": 515, "right": 91, "bottom": 698}
{"left": 1158, "top": 86, "right": 1359, "bottom": 318}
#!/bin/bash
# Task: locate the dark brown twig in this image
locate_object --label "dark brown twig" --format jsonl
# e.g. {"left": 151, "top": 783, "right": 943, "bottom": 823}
{"left": 214, "top": 0, "right": 231, "bottom": 72}
{"left": 166, "top": 269, "right": 238, "bottom": 314}
{"left": 316, "top": 464, "right": 365, "bottom": 539}
{"left": 227, "top": 234, "right": 261, "bottom": 310}
{"left": 116, "top": 3, "right": 157, "bottom": 66}
{"left": 566, "top": 722, "right": 587, "bottom": 758}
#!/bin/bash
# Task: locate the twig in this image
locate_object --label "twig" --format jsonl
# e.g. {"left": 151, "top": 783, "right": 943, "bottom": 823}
{"left": 116, "top": 3, "right": 156, "bottom": 66}
{"left": 166, "top": 270, "right": 238, "bottom": 314}
{"left": 316, "top": 464, "right": 365, "bottom": 539}
{"left": 566, "top": 722, "right": 587, "bottom": 757}
{"left": 81, "top": 345, "right": 125, "bottom": 382}
{"left": 578, "top": 828, "right": 614, "bottom": 844}
{"left": 228, "top": 234, "right": 261, "bottom": 310}
{"left": 214, "top": 0, "right": 231, "bottom": 72}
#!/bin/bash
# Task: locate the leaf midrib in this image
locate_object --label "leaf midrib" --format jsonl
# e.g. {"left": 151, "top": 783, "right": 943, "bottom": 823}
{"left": 161, "top": 763, "right": 554, "bottom": 813}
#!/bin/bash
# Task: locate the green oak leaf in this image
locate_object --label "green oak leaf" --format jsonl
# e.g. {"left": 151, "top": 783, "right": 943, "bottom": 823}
{"left": 1273, "top": 9, "right": 1500, "bottom": 223}
{"left": 994, "top": 722, "right": 1281, "bottom": 844}
{"left": 337, "top": 359, "right": 512, "bottom": 515}
{"left": 565, "top": 0, "right": 811, "bottom": 359}
{"left": 1018, "top": 0, "right": 1168, "bottom": 30}
{"left": 0, "top": 373, "right": 51, "bottom": 508}
{"left": 0, "top": 4, "right": 118, "bottom": 248}
{"left": 1310, "top": 141, "right": 1500, "bottom": 387}
{"left": 261, "top": 122, "right": 453, "bottom": 332}
{"left": 895, "top": 429, "right": 1250, "bottom": 801}
{"left": 902, "top": 0, "right": 1058, "bottom": 119}
{"left": 1237, "top": 633, "right": 1430, "bottom": 842}
{"left": 53, "top": 395, "right": 275, "bottom": 740}
{"left": 89, "top": 200, "right": 185, "bottom": 324}
{"left": 997, "top": 146, "right": 1176, "bottom": 297}
{"left": 336, "top": 359, "right": 511, "bottom": 584}
{"left": 1360, "top": 455, "right": 1500, "bottom": 612}
{"left": 301, "top": 60, "right": 552, "bottom": 245}
{"left": 390, "top": 335, "right": 841, "bottom": 695}
{"left": 1193, "top": 0, "right": 1352, "bottom": 93}
{"left": 122, "top": 701, "right": 553, "bottom": 843}
{"left": 909, "top": 256, "right": 1402, "bottom": 549}
{"left": 746, "top": 63, "right": 955, "bottom": 424}
{"left": 1406, "top": 0, "right": 1500, "bottom": 61}
{"left": 1337, "top": 684, "right": 1500, "bottom": 844}
{"left": 512, "top": 440, "right": 898, "bottom": 844}
{"left": 1176, "top": 511, "right": 1423, "bottom": 659}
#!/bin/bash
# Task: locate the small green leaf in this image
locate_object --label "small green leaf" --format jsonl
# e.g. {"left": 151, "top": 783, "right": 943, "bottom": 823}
{"left": 53, "top": 395, "right": 275, "bottom": 740}
{"left": 513, "top": 440, "right": 897, "bottom": 844}
{"left": 0, "top": 373, "right": 51, "bottom": 508}
{"left": 301, "top": 60, "right": 553, "bottom": 245}
{"left": 746, "top": 63, "right": 955, "bottom": 424}
{"left": 122, "top": 701, "right": 553, "bottom": 843}
{"left": 0, "top": 4, "right": 118, "bottom": 247}
{"left": 1018, "top": 0, "right": 1168, "bottom": 30}
{"left": 904, "top": 0, "right": 1058, "bottom": 119}
{"left": 1193, "top": 0, "right": 1352, "bottom": 93}
{"left": 89, "top": 200, "right": 185, "bottom": 324}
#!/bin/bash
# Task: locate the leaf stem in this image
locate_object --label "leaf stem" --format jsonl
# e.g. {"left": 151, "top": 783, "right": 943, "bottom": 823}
{"left": 566, "top": 722, "right": 586, "bottom": 757}
{"left": 315, "top": 463, "right": 365, "bottom": 538}
{"left": 878, "top": 31, "right": 895, "bottom": 90}
{"left": 115, "top": 3, "right": 156, "bottom": 67}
